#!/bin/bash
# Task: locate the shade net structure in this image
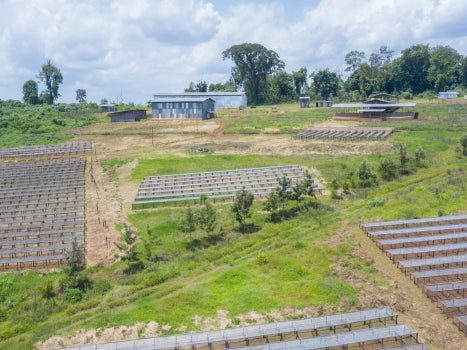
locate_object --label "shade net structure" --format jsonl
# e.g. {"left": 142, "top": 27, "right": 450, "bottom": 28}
{"left": 361, "top": 215, "right": 467, "bottom": 336}
{"left": 411, "top": 266, "right": 467, "bottom": 287}
{"left": 132, "top": 165, "right": 318, "bottom": 208}
{"left": 368, "top": 224, "right": 467, "bottom": 241}
{"left": 360, "top": 215, "right": 467, "bottom": 234}
{"left": 380, "top": 345, "right": 431, "bottom": 350}
{"left": 0, "top": 141, "right": 91, "bottom": 160}
{"left": 453, "top": 314, "right": 467, "bottom": 335}
{"left": 438, "top": 297, "right": 467, "bottom": 316}
{"left": 294, "top": 127, "right": 393, "bottom": 141}
{"left": 0, "top": 148, "right": 88, "bottom": 271}
{"left": 423, "top": 281, "right": 467, "bottom": 301}
{"left": 59, "top": 308, "right": 410, "bottom": 350}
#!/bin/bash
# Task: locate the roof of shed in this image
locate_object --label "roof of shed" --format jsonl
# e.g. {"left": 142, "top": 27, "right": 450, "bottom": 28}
{"left": 152, "top": 98, "right": 215, "bottom": 103}
{"left": 333, "top": 103, "right": 416, "bottom": 108}
{"left": 153, "top": 92, "right": 245, "bottom": 97}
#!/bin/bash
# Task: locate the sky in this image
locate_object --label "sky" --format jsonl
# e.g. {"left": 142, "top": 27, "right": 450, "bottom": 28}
{"left": 0, "top": 0, "right": 466, "bottom": 105}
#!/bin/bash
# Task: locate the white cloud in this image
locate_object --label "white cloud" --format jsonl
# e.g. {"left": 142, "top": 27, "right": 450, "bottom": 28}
{"left": 0, "top": 0, "right": 466, "bottom": 104}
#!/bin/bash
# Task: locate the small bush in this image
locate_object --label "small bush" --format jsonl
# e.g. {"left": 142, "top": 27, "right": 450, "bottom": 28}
{"left": 378, "top": 158, "right": 397, "bottom": 180}
{"left": 367, "top": 197, "right": 385, "bottom": 207}
{"left": 294, "top": 241, "right": 305, "bottom": 249}
{"left": 93, "top": 279, "right": 112, "bottom": 295}
{"left": 400, "top": 91, "right": 413, "bottom": 99}
{"left": 256, "top": 254, "right": 268, "bottom": 265}
{"left": 63, "top": 288, "right": 82, "bottom": 303}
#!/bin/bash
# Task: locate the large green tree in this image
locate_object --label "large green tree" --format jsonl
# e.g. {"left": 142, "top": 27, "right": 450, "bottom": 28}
{"left": 75, "top": 89, "right": 87, "bottom": 103}
{"left": 265, "top": 70, "right": 296, "bottom": 103}
{"left": 22, "top": 80, "right": 39, "bottom": 104}
{"left": 344, "top": 50, "right": 365, "bottom": 72}
{"left": 428, "top": 45, "right": 462, "bottom": 91}
{"left": 222, "top": 43, "right": 284, "bottom": 105}
{"left": 396, "top": 44, "right": 431, "bottom": 94}
{"left": 38, "top": 60, "right": 63, "bottom": 104}
{"left": 292, "top": 67, "right": 308, "bottom": 95}
{"left": 460, "top": 57, "right": 467, "bottom": 88}
{"left": 310, "top": 69, "right": 340, "bottom": 100}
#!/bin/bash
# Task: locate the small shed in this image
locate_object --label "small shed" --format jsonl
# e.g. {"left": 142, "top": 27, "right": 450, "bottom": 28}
{"left": 152, "top": 98, "right": 215, "bottom": 120}
{"left": 100, "top": 104, "right": 117, "bottom": 112}
{"left": 316, "top": 101, "right": 333, "bottom": 107}
{"left": 438, "top": 92, "right": 459, "bottom": 99}
{"left": 109, "top": 109, "right": 147, "bottom": 123}
{"left": 299, "top": 97, "right": 310, "bottom": 108}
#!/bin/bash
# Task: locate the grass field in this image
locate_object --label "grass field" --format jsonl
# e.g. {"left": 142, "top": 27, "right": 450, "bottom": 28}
{"left": 0, "top": 101, "right": 467, "bottom": 349}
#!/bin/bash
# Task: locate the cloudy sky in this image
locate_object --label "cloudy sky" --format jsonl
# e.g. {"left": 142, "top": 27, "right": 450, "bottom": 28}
{"left": 1, "top": 0, "right": 466, "bottom": 104}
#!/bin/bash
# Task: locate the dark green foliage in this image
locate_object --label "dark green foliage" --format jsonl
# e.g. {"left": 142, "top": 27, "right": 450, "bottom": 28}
{"left": 357, "top": 159, "right": 374, "bottom": 180}
{"left": 264, "top": 71, "right": 297, "bottom": 104}
{"left": 344, "top": 51, "right": 365, "bottom": 72}
{"left": 22, "top": 80, "right": 39, "bottom": 105}
{"left": 415, "top": 145, "right": 426, "bottom": 164}
{"left": 198, "top": 202, "right": 217, "bottom": 233}
{"left": 222, "top": 43, "right": 285, "bottom": 105}
{"left": 310, "top": 69, "right": 340, "bottom": 100}
{"left": 38, "top": 280, "right": 56, "bottom": 300}
{"left": 461, "top": 134, "right": 467, "bottom": 156}
{"left": 64, "top": 237, "right": 85, "bottom": 277}
{"left": 292, "top": 67, "right": 308, "bottom": 95}
{"left": 93, "top": 279, "right": 112, "bottom": 295}
{"left": 38, "top": 60, "right": 63, "bottom": 104}
{"left": 428, "top": 45, "right": 462, "bottom": 91}
{"left": 0, "top": 101, "right": 98, "bottom": 148}
{"left": 231, "top": 187, "right": 254, "bottom": 233}
{"left": 264, "top": 190, "right": 279, "bottom": 215}
{"left": 378, "top": 158, "right": 397, "bottom": 180}
{"left": 75, "top": 89, "right": 87, "bottom": 103}
{"left": 398, "top": 144, "right": 409, "bottom": 174}
{"left": 179, "top": 207, "right": 197, "bottom": 241}
{"left": 63, "top": 288, "right": 82, "bottom": 303}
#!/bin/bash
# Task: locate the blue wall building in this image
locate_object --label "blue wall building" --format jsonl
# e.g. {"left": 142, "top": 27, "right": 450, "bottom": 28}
{"left": 152, "top": 98, "right": 215, "bottom": 120}
{"left": 153, "top": 92, "right": 247, "bottom": 109}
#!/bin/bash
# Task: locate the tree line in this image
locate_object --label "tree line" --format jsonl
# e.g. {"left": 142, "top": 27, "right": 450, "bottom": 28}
{"left": 22, "top": 60, "right": 87, "bottom": 105}
{"left": 186, "top": 43, "right": 467, "bottom": 105}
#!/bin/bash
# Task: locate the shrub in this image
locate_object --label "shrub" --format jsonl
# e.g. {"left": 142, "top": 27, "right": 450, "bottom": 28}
{"left": 357, "top": 159, "right": 373, "bottom": 180}
{"left": 400, "top": 91, "right": 413, "bottom": 99}
{"left": 63, "top": 288, "right": 82, "bottom": 303}
{"left": 415, "top": 145, "right": 426, "bottom": 164}
{"left": 367, "top": 197, "right": 385, "bottom": 207}
{"left": 378, "top": 158, "right": 397, "bottom": 180}
{"left": 93, "top": 279, "right": 112, "bottom": 295}
{"left": 256, "top": 254, "right": 268, "bottom": 265}
{"left": 461, "top": 134, "right": 467, "bottom": 156}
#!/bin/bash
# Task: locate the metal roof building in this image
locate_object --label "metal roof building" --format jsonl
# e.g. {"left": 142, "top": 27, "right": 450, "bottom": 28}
{"left": 100, "top": 104, "right": 117, "bottom": 112}
{"left": 153, "top": 92, "right": 247, "bottom": 109}
{"left": 152, "top": 98, "right": 215, "bottom": 120}
{"left": 438, "top": 92, "right": 459, "bottom": 99}
{"left": 332, "top": 103, "right": 417, "bottom": 121}
{"left": 109, "top": 109, "right": 147, "bottom": 123}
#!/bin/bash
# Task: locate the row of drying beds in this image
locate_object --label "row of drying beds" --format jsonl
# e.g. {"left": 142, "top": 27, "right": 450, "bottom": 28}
{"left": 0, "top": 156, "right": 87, "bottom": 270}
{"left": 136, "top": 177, "right": 314, "bottom": 200}
{"left": 139, "top": 173, "right": 306, "bottom": 191}
{"left": 294, "top": 128, "right": 393, "bottom": 141}
{"left": 133, "top": 165, "right": 319, "bottom": 208}
{"left": 60, "top": 307, "right": 429, "bottom": 350}
{"left": 361, "top": 214, "right": 467, "bottom": 335}
{"left": 0, "top": 141, "right": 91, "bottom": 159}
